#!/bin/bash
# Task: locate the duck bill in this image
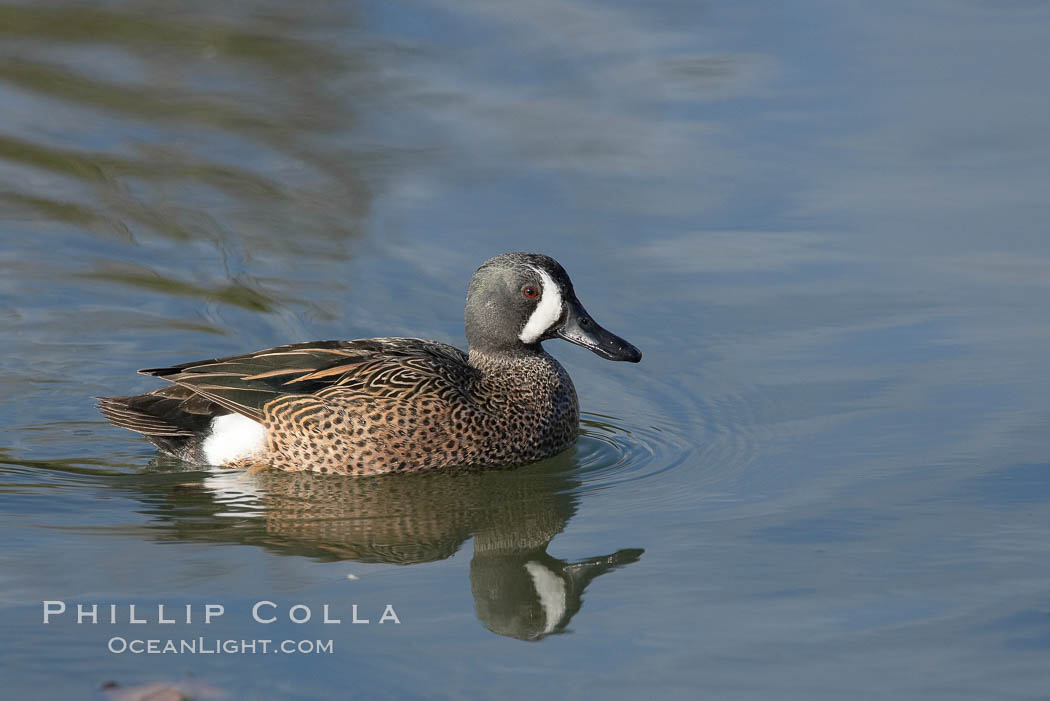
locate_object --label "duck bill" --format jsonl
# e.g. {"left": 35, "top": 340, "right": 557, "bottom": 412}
{"left": 555, "top": 298, "right": 642, "bottom": 362}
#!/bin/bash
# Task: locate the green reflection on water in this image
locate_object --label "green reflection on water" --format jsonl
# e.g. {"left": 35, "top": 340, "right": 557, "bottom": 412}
{"left": 0, "top": 5, "right": 344, "bottom": 71}
{"left": 78, "top": 263, "right": 277, "bottom": 312}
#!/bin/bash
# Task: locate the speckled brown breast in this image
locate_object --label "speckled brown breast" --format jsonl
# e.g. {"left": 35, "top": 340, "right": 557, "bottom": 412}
{"left": 254, "top": 348, "right": 579, "bottom": 475}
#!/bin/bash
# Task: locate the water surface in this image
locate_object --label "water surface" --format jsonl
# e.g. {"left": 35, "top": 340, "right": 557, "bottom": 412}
{"left": 2, "top": 1, "right": 1050, "bottom": 698}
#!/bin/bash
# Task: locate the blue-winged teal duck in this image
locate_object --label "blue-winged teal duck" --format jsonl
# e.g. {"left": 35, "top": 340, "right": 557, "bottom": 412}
{"left": 99, "top": 252, "right": 641, "bottom": 474}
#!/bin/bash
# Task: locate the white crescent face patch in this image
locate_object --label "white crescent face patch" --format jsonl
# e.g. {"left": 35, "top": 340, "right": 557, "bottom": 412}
{"left": 518, "top": 267, "right": 563, "bottom": 344}
{"left": 524, "top": 561, "right": 567, "bottom": 635}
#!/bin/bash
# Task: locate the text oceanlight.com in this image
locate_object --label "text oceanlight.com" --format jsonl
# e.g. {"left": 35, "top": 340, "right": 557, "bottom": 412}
{"left": 107, "top": 638, "right": 334, "bottom": 655}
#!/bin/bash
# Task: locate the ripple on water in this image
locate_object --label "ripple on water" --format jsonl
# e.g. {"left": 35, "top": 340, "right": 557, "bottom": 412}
{"left": 557, "top": 371, "right": 748, "bottom": 513}
{"left": 552, "top": 361, "right": 802, "bottom": 516}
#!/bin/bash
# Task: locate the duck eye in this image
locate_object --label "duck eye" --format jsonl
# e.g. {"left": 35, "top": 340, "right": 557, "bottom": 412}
{"left": 522, "top": 286, "right": 539, "bottom": 299}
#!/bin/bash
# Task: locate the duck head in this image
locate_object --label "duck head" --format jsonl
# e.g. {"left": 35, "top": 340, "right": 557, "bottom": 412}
{"left": 465, "top": 252, "right": 642, "bottom": 362}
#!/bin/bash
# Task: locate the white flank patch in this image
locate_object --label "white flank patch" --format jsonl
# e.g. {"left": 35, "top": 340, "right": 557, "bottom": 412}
{"left": 518, "top": 267, "right": 563, "bottom": 344}
{"left": 201, "top": 413, "right": 266, "bottom": 465}
{"left": 524, "top": 561, "right": 567, "bottom": 635}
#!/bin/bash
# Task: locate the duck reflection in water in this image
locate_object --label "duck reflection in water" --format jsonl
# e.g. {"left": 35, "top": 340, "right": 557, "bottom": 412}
{"left": 157, "top": 448, "right": 642, "bottom": 641}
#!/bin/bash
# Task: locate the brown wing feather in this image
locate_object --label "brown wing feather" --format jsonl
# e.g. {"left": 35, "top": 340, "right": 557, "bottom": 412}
{"left": 97, "top": 384, "right": 219, "bottom": 437}
{"left": 138, "top": 338, "right": 478, "bottom": 420}
{"left": 97, "top": 398, "right": 194, "bottom": 436}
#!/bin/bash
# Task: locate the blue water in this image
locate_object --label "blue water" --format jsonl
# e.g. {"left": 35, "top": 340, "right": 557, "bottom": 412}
{"left": 2, "top": 1, "right": 1050, "bottom": 698}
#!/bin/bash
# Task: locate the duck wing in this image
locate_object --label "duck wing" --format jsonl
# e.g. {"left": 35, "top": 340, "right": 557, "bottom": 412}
{"left": 138, "top": 338, "right": 477, "bottom": 421}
